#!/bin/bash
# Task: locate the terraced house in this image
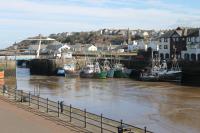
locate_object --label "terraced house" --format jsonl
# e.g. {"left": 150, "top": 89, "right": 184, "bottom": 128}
{"left": 158, "top": 27, "right": 187, "bottom": 60}
{"left": 158, "top": 27, "right": 200, "bottom": 61}
{"left": 182, "top": 28, "right": 200, "bottom": 61}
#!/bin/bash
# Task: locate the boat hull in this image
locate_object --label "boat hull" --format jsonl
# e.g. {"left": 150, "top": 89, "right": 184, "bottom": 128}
{"left": 159, "top": 71, "right": 182, "bottom": 82}
{"left": 65, "top": 71, "right": 79, "bottom": 78}
{"left": 80, "top": 71, "right": 94, "bottom": 78}
{"left": 140, "top": 72, "right": 182, "bottom": 82}
{"left": 95, "top": 71, "right": 107, "bottom": 79}
{"left": 107, "top": 69, "right": 114, "bottom": 78}
{"left": 114, "top": 70, "right": 129, "bottom": 78}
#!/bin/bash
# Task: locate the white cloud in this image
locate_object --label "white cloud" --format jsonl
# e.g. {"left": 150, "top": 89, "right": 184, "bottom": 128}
{"left": 0, "top": 0, "right": 200, "bottom": 48}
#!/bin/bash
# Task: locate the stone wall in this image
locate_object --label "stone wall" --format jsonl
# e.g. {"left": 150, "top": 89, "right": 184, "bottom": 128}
{"left": 0, "top": 60, "right": 16, "bottom": 77}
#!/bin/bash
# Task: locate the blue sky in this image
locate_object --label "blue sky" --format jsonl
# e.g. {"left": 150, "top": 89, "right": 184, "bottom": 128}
{"left": 0, "top": 0, "right": 200, "bottom": 48}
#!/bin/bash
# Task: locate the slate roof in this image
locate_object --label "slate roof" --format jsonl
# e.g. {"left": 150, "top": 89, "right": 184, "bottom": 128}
{"left": 29, "top": 45, "right": 47, "bottom": 51}
{"left": 159, "top": 27, "right": 200, "bottom": 38}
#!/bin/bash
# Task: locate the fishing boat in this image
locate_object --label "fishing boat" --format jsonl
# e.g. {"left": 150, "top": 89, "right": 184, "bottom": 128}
{"left": 140, "top": 55, "right": 182, "bottom": 82}
{"left": 80, "top": 62, "right": 95, "bottom": 78}
{"left": 102, "top": 60, "right": 114, "bottom": 78}
{"left": 95, "top": 71, "right": 107, "bottom": 79}
{"left": 113, "top": 63, "right": 129, "bottom": 78}
{"left": 63, "top": 61, "right": 79, "bottom": 78}
{"left": 94, "top": 61, "right": 107, "bottom": 79}
{"left": 107, "top": 68, "right": 115, "bottom": 78}
{"left": 158, "top": 58, "right": 182, "bottom": 81}
{"left": 0, "top": 66, "right": 4, "bottom": 79}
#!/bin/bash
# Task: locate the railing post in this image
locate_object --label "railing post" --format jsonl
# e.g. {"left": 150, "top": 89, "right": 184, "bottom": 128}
{"left": 144, "top": 126, "right": 147, "bottom": 133}
{"left": 21, "top": 90, "right": 23, "bottom": 102}
{"left": 101, "top": 114, "right": 103, "bottom": 133}
{"left": 37, "top": 95, "right": 39, "bottom": 109}
{"left": 84, "top": 109, "right": 86, "bottom": 128}
{"left": 69, "top": 104, "right": 72, "bottom": 122}
{"left": 57, "top": 101, "right": 60, "bottom": 117}
{"left": 29, "top": 92, "right": 31, "bottom": 106}
{"left": 14, "top": 89, "right": 16, "bottom": 101}
{"left": 46, "top": 98, "right": 48, "bottom": 113}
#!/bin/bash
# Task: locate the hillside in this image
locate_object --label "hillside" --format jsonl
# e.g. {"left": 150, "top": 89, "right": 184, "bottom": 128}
{"left": 7, "top": 31, "right": 145, "bottom": 50}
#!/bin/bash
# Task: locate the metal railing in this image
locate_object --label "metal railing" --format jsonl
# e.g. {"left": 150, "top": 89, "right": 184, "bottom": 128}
{"left": 0, "top": 87, "right": 153, "bottom": 133}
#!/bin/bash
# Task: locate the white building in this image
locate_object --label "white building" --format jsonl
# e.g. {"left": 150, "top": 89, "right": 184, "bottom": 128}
{"left": 128, "top": 41, "right": 138, "bottom": 52}
{"left": 85, "top": 44, "right": 98, "bottom": 52}
{"left": 45, "top": 42, "right": 71, "bottom": 58}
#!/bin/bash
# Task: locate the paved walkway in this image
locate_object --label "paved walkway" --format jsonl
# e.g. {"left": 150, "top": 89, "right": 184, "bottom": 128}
{"left": 0, "top": 96, "right": 89, "bottom": 133}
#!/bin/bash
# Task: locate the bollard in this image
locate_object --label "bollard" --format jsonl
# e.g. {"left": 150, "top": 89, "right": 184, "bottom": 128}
{"left": 84, "top": 109, "right": 86, "bottom": 128}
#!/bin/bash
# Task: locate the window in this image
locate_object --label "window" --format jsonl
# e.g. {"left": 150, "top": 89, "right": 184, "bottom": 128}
{"left": 198, "top": 54, "right": 200, "bottom": 61}
{"left": 164, "top": 45, "right": 168, "bottom": 49}
{"left": 164, "top": 38, "right": 168, "bottom": 42}
{"left": 184, "top": 54, "right": 189, "bottom": 60}
{"left": 159, "top": 45, "right": 162, "bottom": 49}
{"left": 165, "top": 53, "right": 169, "bottom": 59}
{"left": 173, "top": 38, "right": 176, "bottom": 42}
{"left": 195, "top": 37, "right": 197, "bottom": 42}
{"left": 176, "top": 38, "right": 179, "bottom": 42}
{"left": 191, "top": 54, "right": 196, "bottom": 61}
{"left": 160, "top": 53, "right": 164, "bottom": 59}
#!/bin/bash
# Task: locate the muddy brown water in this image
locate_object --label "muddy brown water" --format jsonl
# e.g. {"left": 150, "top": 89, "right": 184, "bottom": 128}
{"left": 2, "top": 68, "right": 200, "bottom": 133}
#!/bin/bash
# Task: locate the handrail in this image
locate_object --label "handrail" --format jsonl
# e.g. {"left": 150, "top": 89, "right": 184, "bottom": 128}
{"left": 0, "top": 87, "right": 153, "bottom": 133}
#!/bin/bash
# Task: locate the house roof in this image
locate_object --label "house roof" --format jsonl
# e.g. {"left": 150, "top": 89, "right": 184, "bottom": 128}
{"left": 29, "top": 45, "right": 47, "bottom": 51}
{"left": 160, "top": 27, "right": 200, "bottom": 38}
{"left": 85, "top": 44, "right": 97, "bottom": 49}
{"left": 160, "top": 30, "right": 175, "bottom": 38}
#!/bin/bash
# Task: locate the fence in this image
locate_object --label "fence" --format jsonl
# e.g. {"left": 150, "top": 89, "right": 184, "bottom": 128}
{"left": 0, "top": 87, "right": 153, "bottom": 133}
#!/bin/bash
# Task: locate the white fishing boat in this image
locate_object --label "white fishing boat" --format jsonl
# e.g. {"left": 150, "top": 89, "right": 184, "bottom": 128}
{"left": 80, "top": 62, "right": 95, "bottom": 78}
{"left": 140, "top": 55, "right": 182, "bottom": 82}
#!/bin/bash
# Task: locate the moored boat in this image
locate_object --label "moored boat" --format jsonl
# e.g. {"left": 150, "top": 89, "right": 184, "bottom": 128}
{"left": 63, "top": 62, "right": 79, "bottom": 78}
{"left": 107, "top": 68, "right": 115, "bottom": 78}
{"left": 94, "top": 61, "right": 107, "bottom": 79}
{"left": 113, "top": 63, "right": 129, "bottom": 78}
{"left": 80, "top": 62, "right": 95, "bottom": 78}
{"left": 140, "top": 55, "right": 182, "bottom": 82}
{"left": 95, "top": 71, "right": 107, "bottom": 79}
